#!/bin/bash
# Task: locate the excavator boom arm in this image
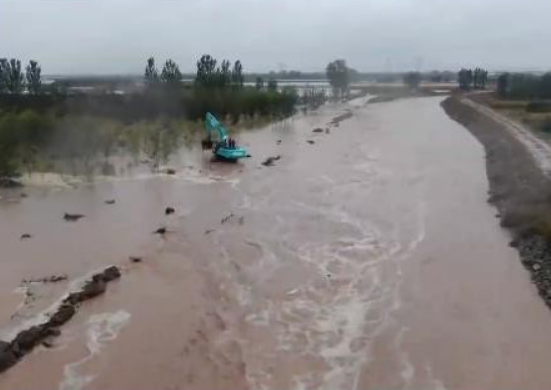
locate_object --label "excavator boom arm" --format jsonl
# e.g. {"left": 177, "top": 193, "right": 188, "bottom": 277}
{"left": 205, "top": 112, "right": 228, "bottom": 142}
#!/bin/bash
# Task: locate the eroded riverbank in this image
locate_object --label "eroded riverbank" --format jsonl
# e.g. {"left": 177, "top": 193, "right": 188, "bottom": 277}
{"left": 1, "top": 96, "right": 551, "bottom": 390}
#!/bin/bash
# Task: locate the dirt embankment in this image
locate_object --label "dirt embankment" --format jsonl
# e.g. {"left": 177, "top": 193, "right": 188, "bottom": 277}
{"left": 442, "top": 96, "right": 551, "bottom": 308}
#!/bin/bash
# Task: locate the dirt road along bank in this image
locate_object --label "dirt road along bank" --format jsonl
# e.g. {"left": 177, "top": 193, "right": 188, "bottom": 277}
{"left": 442, "top": 95, "right": 551, "bottom": 309}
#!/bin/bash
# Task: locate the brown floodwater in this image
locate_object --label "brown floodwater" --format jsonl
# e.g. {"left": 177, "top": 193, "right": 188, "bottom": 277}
{"left": 1, "top": 96, "right": 551, "bottom": 390}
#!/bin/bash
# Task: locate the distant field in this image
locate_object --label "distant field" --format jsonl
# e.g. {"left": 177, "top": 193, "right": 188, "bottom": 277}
{"left": 480, "top": 94, "right": 551, "bottom": 136}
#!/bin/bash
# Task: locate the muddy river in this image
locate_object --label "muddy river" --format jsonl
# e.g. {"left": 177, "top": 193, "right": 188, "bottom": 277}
{"left": 1, "top": 96, "right": 551, "bottom": 390}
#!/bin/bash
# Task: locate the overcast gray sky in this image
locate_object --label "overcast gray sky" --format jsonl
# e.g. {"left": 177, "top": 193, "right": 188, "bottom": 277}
{"left": 0, "top": 0, "right": 549, "bottom": 75}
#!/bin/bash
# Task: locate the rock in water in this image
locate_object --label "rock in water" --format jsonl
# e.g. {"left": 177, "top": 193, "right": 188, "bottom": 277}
{"left": 12, "top": 326, "right": 45, "bottom": 351}
{"left": 49, "top": 304, "right": 76, "bottom": 327}
{"left": 102, "top": 266, "right": 121, "bottom": 281}
{"left": 104, "top": 199, "right": 116, "bottom": 205}
{"left": 129, "top": 256, "right": 142, "bottom": 263}
{"left": 307, "top": 140, "right": 315, "bottom": 144}
{"left": 49, "top": 274, "right": 68, "bottom": 283}
{"left": 165, "top": 207, "right": 175, "bottom": 215}
{"left": 261, "top": 155, "right": 281, "bottom": 167}
{"left": 0, "top": 341, "right": 17, "bottom": 373}
{"left": 63, "top": 213, "right": 85, "bottom": 222}
{"left": 153, "top": 227, "right": 167, "bottom": 235}
{"left": 80, "top": 277, "right": 107, "bottom": 299}
{"left": 312, "top": 128, "right": 324, "bottom": 133}
{"left": 221, "top": 213, "right": 234, "bottom": 224}
{"left": 20, "top": 234, "right": 32, "bottom": 240}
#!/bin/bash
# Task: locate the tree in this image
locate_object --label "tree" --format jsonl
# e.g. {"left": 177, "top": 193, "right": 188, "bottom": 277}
{"left": 403, "top": 72, "right": 422, "bottom": 89}
{"left": 0, "top": 59, "right": 7, "bottom": 93}
{"left": 144, "top": 57, "right": 159, "bottom": 86}
{"left": 160, "top": 59, "right": 182, "bottom": 84}
{"left": 195, "top": 54, "right": 218, "bottom": 88}
{"left": 428, "top": 70, "right": 442, "bottom": 83}
{"left": 537, "top": 73, "right": 551, "bottom": 99}
{"left": 231, "top": 60, "right": 244, "bottom": 88}
{"left": 326, "top": 59, "right": 350, "bottom": 98}
{"left": 217, "top": 59, "right": 231, "bottom": 88}
{"left": 25, "top": 60, "right": 41, "bottom": 94}
{"left": 5, "top": 59, "right": 24, "bottom": 94}
{"left": 473, "top": 68, "right": 488, "bottom": 89}
{"left": 255, "top": 76, "right": 264, "bottom": 90}
{"left": 267, "top": 78, "right": 278, "bottom": 92}
{"left": 458, "top": 68, "right": 473, "bottom": 90}
{"left": 496, "top": 73, "right": 509, "bottom": 97}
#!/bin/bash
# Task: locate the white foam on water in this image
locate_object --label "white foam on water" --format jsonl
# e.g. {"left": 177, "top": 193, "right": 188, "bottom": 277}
{"left": 426, "top": 363, "right": 448, "bottom": 390}
{"left": 59, "top": 310, "right": 131, "bottom": 390}
{"left": 268, "top": 199, "right": 426, "bottom": 389}
{"left": 11, "top": 286, "right": 28, "bottom": 315}
{"left": 20, "top": 172, "right": 84, "bottom": 188}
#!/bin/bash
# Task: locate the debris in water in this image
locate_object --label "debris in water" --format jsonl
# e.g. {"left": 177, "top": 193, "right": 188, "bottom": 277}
{"left": 277, "top": 140, "right": 282, "bottom": 144}
{"left": 41, "top": 341, "right": 54, "bottom": 349}
{"left": 261, "top": 155, "right": 281, "bottom": 167}
{"left": 153, "top": 227, "right": 167, "bottom": 235}
{"left": 20, "top": 234, "right": 32, "bottom": 240}
{"left": 20, "top": 193, "right": 28, "bottom": 198}
{"left": 325, "top": 128, "right": 330, "bottom": 134}
{"left": 0, "top": 177, "right": 22, "bottom": 188}
{"left": 312, "top": 128, "right": 324, "bottom": 133}
{"left": 105, "top": 199, "right": 116, "bottom": 205}
{"left": 205, "top": 229, "right": 215, "bottom": 235}
{"left": 221, "top": 213, "right": 234, "bottom": 224}
{"left": 330, "top": 111, "right": 353, "bottom": 126}
{"left": 165, "top": 207, "right": 175, "bottom": 215}
{"left": 22, "top": 274, "right": 68, "bottom": 284}
{"left": 238, "top": 216, "right": 245, "bottom": 225}
{"left": 63, "top": 213, "right": 84, "bottom": 222}
{"left": 165, "top": 168, "right": 176, "bottom": 175}
{"left": 307, "top": 140, "right": 315, "bottom": 144}
{"left": 129, "top": 256, "right": 142, "bottom": 263}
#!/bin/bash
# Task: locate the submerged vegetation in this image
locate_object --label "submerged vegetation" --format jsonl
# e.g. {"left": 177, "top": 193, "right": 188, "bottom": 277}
{"left": 0, "top": 55, "right": 299, "bottom": 179}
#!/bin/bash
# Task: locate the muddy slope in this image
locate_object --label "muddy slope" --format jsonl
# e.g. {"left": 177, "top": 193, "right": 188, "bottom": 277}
{"left": 442, "top": 96, "right": 551, "bottom": 308}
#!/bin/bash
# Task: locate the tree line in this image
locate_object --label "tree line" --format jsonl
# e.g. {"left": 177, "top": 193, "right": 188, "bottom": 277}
{"left": 458, "top": 68, "right": 489, "bottom": 90}
{"left": 497, "top": 72, "right": 551, "bottom": 100}
{"left": 0, "top": 59, "right": 42, "bottom": 94}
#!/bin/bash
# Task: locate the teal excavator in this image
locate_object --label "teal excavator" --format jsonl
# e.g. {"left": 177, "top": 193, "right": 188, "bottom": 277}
{"left": 202, "top": 112, "right": 249, "bottom": 162}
